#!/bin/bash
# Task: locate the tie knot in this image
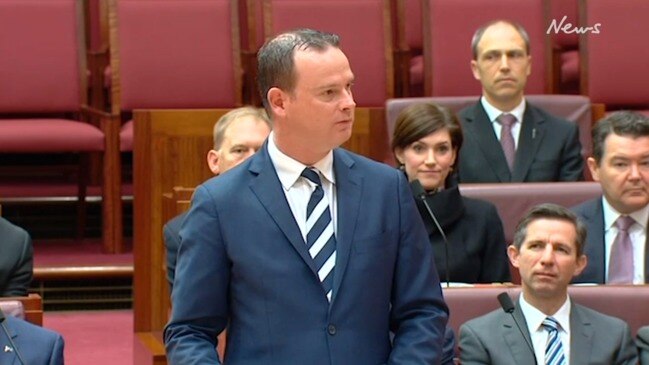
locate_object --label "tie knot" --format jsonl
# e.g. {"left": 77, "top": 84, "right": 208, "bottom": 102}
{"left": 616, "top": 215, "right": 635, "bottom": 231}
{"left": 301, "top": 168, "right": 322, "bottom": 186}
{"left": 542, "top": 317, "right": 560, "bottom": 332}
{"left": 497, "top": 113, "right": 517, "bottom": 127}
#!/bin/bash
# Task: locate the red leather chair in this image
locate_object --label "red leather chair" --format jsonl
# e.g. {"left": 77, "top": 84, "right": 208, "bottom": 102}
{"left": 0, "top": 0, "right": 117, "bottom": 251}
{"left": 385, "top": 95, "right": 595, "bottom": 174}
{"left": 393, "top": 0, "right": 425, "bottom": 97}
{"left": 105, "top": 0, "right": 243, "bottom": 252}
{"left": 422, "top": 0, "right": 552, "bottom": 96}
{"left": 549, "top": 0, "right": 580, "bottom": 94}
{"left": 579, "top": 0, "right": 649, "bottom": 115}
{"left": 262, "top": 0, "right": 395, "bottom": 107}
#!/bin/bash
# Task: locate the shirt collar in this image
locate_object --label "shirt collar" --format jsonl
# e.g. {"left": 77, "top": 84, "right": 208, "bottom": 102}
{"left": 519, "top": 293, "right": 571, "bottom": 335}
{"left": 481, "top": 96, "right": 526, "bottom": 124}
{"left": 601, "top": 196, "right": 649, "bottom": 231}
{"left": 267, "top": 131, "right": 335, "bottom": 191}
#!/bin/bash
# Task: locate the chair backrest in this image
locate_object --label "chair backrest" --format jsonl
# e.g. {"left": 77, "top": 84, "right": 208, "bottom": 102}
{"left": 548, "top": 0, "right": 579, "bottom": 50}
{"left": 443, "top": 285, "right": 649, "bottom": 340}
{"left": 109, "top": 0, "right": 242, "bottom": 113}
{"left": 0, "top": 0, "right": 86, "bottom": 113}
{"left": 0, "top": 294, "right": 44, "bottom": 326}
{"left": 385, "top": 95, "right": 594, "bottom": 167}
{"left": 579, "top": 0, "right": 649, "bottom": 107}
{"left": 459, "top": 182, "right": 601, "bottom": 245}
{"left": 262, "top": 0, "right": 394, "bottom": 107}
{"left": 422, "top": 0, "right": 551, "bottom": 96}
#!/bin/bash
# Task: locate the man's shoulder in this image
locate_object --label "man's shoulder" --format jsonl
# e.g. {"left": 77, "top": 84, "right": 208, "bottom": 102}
{"left": 526, "top": 101, "right": 574, "bottom": 128}
{"left": 461, "top": 307, "right": 506, "bottom": 331}
{"left": 6, "top": 315, "right": 63, "bottom": 344}
{"left": 573, "top": 301, "right": 631, "bottom": 329}
{"left": 570, "top": 197, "right": 601, "bottom": 216}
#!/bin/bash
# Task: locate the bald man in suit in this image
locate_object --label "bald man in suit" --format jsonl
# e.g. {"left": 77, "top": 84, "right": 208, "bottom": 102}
{"left": 460, "top": 204, "right": 637, "bottom": 364}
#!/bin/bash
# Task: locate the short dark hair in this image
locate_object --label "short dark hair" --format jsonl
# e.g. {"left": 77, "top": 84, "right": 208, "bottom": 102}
{"left": 471, "top": 20, "right": 530, "bottom": 60}
{"left": 391, "top": 102, "right": 463, "bottom": 185}
{"left": 591, "top": 111, "right": 649, "bottom": 164}
{"left": 512, "top": 203, "right": 587, "bottom": 257}
{"left": 257, "top": 28, "right": 340, "bottom": 112}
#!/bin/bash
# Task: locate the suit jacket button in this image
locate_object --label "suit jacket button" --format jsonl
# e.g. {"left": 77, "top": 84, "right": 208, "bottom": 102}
{"left": 327, "top": 324, "right": 336, "bottom": 335}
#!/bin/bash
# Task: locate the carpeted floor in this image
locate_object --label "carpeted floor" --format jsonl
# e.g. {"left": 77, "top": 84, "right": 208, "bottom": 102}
{"left": 44, "top": 310, "right": 133, "bottom": 365}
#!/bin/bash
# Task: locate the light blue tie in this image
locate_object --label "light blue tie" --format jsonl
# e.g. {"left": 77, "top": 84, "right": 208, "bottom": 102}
{"left": 301, "top": 168, "right": 336, "bottom": 302}
{"left": 543, "top": 317, "right": 566, "bottom": 365}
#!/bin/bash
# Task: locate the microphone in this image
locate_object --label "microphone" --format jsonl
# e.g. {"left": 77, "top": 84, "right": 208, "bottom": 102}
{"left": 497, "top": 293, "right": 537, "bottom": 365}
{"left": 411, "top": 179, "right": 451, "bottom": 288}
{"left": 0, "top": 310, "right": 26, "bottom": 365}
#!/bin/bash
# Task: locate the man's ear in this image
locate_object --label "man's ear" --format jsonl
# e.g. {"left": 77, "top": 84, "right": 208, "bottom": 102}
{"left": 207, "top": 149, "right": 220, "bottom": 175}
{"left": 587, "top": 157, "right": 600, "bottom": 182}
{"left": 470, "top": 60, "right": 481, "bottom": 81}
{"left": 267, "top": 87, "right": 287, "bottom": 118}
{"left": 573, "top": 254, "right": 588, "bottom": 277}
{"left": 507, "top": 245, "right": 521, "bottom": 269}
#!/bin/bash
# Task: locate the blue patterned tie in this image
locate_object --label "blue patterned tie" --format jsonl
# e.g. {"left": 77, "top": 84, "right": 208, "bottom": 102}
{"left": 543, "top": 317, "right": 566, "bottom": 365}
{"left": 301, "top": 168, "right": 336, "bottom": 301}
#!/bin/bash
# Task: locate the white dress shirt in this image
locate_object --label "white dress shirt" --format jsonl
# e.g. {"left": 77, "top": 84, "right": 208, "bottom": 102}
{"left": 480, "top": 96, "right": 527, "bottom": 149}
{"left": 519, "top": 293, "right": 572, "bottom": 365}
{"left": 267, "top": 131, "right": 337, "bottom": 241}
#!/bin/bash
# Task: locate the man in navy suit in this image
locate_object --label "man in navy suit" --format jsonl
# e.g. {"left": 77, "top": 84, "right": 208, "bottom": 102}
{"left": 0, "top": 217, "right": 33, "bottom": 297}
{"left": 165, "top": 28, "right": 448, "bottom": 364}
{"left": 572, "top": 111, "right": 649, "bottom": 284}
{"left": 457, "top": 20, "right": 583, "bottom": 183}
{"left": 0, "top": 312, "right": 64, "bottom": 365}
{"left": 163, "top": 107, "right": 271, "bottom": 290}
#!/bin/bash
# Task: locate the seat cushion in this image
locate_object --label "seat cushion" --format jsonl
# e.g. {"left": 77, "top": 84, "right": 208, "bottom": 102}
{"left": 120, "top": 120, "right": 133, "bottom": 152}
{"left": 0, "top": 119, "right": 104, "bottom": 152}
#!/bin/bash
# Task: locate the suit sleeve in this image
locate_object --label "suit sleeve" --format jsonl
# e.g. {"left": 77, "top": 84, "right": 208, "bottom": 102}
{"left": 49, "top": 334, "right": 65, "bottom": 365}
{"left": 164, "top": 185, "right": 228, "bottom": 364}
{"left": 388, "top": 171, "right": 449, "bottom": 364}
{"left": 3, "top": 229, "right": 33, "bottom": 297}
{"left": 479, "top": 204, "right": 511, "bottom": 283}
{"left": 637, "top": 326, "right": 649, "bottom": 365}
{"left": 615, "top": 322, "right": 639, "bottom": 365}
{"left": 458, "top": 322, "right": 491, "bottom": 365}
{"left": 558, "top": 121, "right": 584, "bottom": 181}
{"left": 163, "top": 221, "right": 181, "bottom": 290}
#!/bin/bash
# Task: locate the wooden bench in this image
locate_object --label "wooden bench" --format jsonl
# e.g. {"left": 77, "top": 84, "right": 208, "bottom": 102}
{"left": 0, "top": 293, "right": 44, "bottom": 326}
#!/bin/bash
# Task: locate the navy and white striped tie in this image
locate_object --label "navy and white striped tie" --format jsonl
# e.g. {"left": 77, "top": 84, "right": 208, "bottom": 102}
{"left": 301, "top": 168, "right": 336, "bottom": 302}
{"left": 543, "top": 317, "right": 566, "bottom": 365}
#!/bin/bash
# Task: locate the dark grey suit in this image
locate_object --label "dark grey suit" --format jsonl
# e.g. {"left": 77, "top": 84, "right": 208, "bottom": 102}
{"left": 0, "top": 217, "right": 33, "bottom": 297}
{"left": 572, "top": 197, "right": 649, "bottom": 284}
{"left": 638, "top": 326, "right": 649, "bottom": 365}
{"left": 457, "top": 101, "right": 584, "bottom": 183}
{"left": 459, "top": 301, "right": 638, "bottom": 365}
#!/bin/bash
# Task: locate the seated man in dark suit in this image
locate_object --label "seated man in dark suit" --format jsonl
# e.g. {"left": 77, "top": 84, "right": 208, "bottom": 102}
{"left": 0, "top": 217, "right": 33, "bottom": 297}
{"left": 0, "top": 309, "right": 64, "bottom": 365}
{"left": 460, "top": 203, "right": 638, "bottom": 364}
{"left": 163, "top": 107, "right": 271, "bottom": 290}
{"left": 572, "top": 111, "right": 649, "bottom": 284}
{"left": 458, "top": 20, "right": 583, "bottom": 183}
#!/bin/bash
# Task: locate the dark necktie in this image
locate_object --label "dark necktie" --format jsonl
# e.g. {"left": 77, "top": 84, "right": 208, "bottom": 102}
{"left": 497, "top": 113, "right": 517, "bottom": 171}
{"left": 301, "top": 168, "right": 336, "bottom": 301}
{"left": 608, "top": 215, "right": 635, "bottom": 284}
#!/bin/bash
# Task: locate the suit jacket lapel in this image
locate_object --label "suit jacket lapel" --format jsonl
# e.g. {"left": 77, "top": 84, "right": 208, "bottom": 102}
{"left": 503, "top": 307, "right": 537, "bottom": 364}
{"left": 330, "top": 149, "right": 362, "bottom": 303}
{"left": 248, "top": 144, "right": 319, "bottom": 277}
{"left": 512, "top": 103, "right": 544, "bottom": 182}
{"left": 569, "top": 303, "right": 594, "bottom": 365}
{"left": 465, "top": 104, "right": 511, "bottom": 182}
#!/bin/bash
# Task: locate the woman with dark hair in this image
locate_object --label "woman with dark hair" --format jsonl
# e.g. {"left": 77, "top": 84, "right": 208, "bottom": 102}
{"left": 392, "top": 102, "right": 510, "bottom": 283}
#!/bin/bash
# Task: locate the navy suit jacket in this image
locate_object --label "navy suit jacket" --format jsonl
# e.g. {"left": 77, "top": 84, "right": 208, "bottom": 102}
{"left": 1, "top": 315, "right": 64, "bottom": 365}
{"left": 165, "top": 145, "right": 448, "bottom": 364}
{"left": 459, "top": 301, "right": 638, "bottom": 365}
{"left": 571, "top": 197, "right": 649, "bottom": 283}
{"left": 457, "top": 100, "right": 584, "bottom": 183}
{"left": 163, "top": 212, "right": 186, "bottom": 290}
{"left": 0, "top": 217, "right": 33, "bottom": 297}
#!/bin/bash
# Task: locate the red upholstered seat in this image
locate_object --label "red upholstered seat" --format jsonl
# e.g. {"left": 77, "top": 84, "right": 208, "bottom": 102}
{"left": 549, "top": 0, "right": 579, "bottom": 93}
{"left": 422, "top": 0, "right": 552, "bottom": 96}
{"left": 0, "top": 0, "right": 119, "bottom": 252}
{"left": 262, "top": 0, "right": 394, "bottom": 107}
{"left": 385, "top": 95, "right": 595, "bottom": 172}
{"left": 580, "top": 0, "right": 649, "bottom": 114}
